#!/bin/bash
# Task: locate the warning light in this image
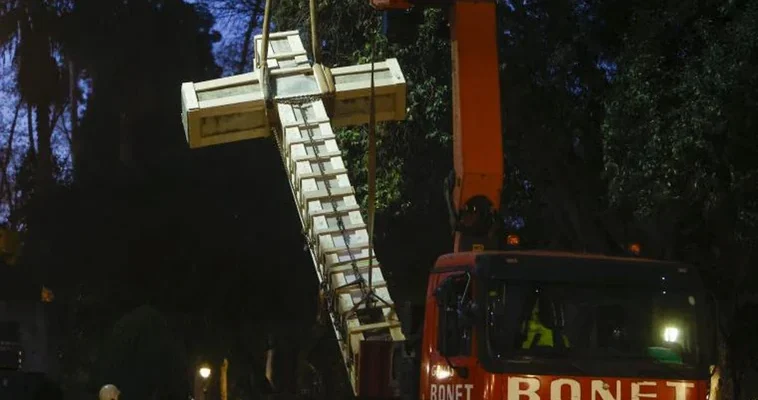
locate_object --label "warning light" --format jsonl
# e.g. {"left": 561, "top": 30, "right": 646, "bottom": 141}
{"left": 506, "top": 235, "right": 520, "bottom": 247}
{"left": 41, "top": 286, "right": 54, "bottom": 303}
{"left": 628, "top": 243, "right": 641, "bottom": 256}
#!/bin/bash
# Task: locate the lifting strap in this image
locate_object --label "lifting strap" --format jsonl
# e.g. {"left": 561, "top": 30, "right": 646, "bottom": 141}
{"left": 367, "top": 15, "right": 378, "bottom": 293}
{"left": 310, "top": 0, "right": 320, "bottom": 64}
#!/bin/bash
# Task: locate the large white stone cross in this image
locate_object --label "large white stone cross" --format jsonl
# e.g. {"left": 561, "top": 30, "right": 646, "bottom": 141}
{"left": 180, "top": 31, "right": 405, "bottom": 148}
{"left": 179, "top": 30, "right": 407, "bottom": 396}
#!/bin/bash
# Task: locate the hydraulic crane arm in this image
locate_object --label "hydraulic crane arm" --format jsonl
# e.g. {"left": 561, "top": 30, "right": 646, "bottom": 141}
{"left": 371, "top": 0, "right": 504, "bottom": 252}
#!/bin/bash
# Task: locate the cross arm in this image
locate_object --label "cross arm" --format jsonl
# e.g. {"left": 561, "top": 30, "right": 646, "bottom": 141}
{"left": 180, "top": 31, "right": 406, "bottom": 149}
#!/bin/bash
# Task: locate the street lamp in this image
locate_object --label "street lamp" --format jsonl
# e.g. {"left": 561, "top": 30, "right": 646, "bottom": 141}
{"left": 197, "top": 365, "right": 212, "bottom": 400}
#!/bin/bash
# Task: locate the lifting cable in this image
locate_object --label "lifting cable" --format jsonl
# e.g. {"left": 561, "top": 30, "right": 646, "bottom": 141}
{"left": 309, "top": 0, "right": 320, "bottom": 64}
{"left": 366, "top": 15, "right": 379, "bottom": 300}
{"left": 260, "top": 0, "right": 273, "bottom": 99}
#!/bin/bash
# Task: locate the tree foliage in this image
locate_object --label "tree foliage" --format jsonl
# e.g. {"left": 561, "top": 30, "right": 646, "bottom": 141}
{"left": 603, "top": 0, "right": 758, "bottom": 395}
{"left": 93, "top": 305, "right": 188, "bottom": 399}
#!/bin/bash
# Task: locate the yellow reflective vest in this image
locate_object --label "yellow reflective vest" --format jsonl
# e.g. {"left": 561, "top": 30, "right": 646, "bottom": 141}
{"left": 521, "top": 302, "right": 570, "bottom": 349}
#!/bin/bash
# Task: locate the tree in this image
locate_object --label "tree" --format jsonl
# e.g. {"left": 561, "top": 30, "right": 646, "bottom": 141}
{"left": 93, "top": 305, "right": 189, "bottom": 400}
{"left": 202, "top": 0, "right": 266, "bottom": 75}
{"left": 603, "top": 1, "right": 758, "bottom": 397}
{"left": 0, "top": 0, "right": 68, "bottom": 198}
{"left": 70, "top": 0, "right": 221, "bottom": 175}
{"left": 496, "top": 0, "right": 649, "bottom": 252}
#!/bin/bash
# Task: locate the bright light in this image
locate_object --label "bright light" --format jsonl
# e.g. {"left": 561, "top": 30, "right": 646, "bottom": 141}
{"left": 199, "top": 366, "right": 211, "bottom": 379}
{"left": 663, "top": 327, "right": 680, "bottom": 343}
{"left": 628, "top": 243, "right": 641, "bottom": 255}
{"left": 506, "top": 235, "right": 521, "bottom": 246}
{"left": 432, "top": 364, "right": 453, "bottom": 380}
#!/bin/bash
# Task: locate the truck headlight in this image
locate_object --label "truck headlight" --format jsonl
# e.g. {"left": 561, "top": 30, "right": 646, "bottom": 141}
{"left": 663, "top": 326, "right": 680, "bottom": 342}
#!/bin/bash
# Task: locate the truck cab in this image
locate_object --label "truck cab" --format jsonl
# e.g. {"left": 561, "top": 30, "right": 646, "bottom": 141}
{"left": 419, "top": 250, "right": 715, "bottom": 400}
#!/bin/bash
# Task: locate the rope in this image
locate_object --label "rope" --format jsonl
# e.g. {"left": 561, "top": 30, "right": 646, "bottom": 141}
{"left": 259, "top": 0, "right": 274, "bottom": 140}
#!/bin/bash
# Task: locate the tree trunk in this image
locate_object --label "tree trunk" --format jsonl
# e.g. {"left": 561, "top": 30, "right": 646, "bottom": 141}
{"left": 68, "top": 59, "right": 80, "bottom": 176}
{"left": 220, "top": 358, "right": 228, "bottom": 400}
{"left": 35, "top": 103, "right": 53, "bottom": 197}
{"left": 27, "top": 104, "right": 36, "bottom": 158}
{"left": 1, "top": 101, "right": 21, "bottom": 224}
{"left": 541, "top": 182, "right": 609, "bottom": 253}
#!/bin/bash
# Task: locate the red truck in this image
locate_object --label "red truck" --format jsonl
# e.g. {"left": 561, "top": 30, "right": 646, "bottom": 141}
{"left": 417, "top": 250, "right": 713, "bottom": 400}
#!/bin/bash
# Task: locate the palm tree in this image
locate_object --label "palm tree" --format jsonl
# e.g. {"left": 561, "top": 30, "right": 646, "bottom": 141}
{"left": 0, "top": 0, "right": 68, "bottom": 199}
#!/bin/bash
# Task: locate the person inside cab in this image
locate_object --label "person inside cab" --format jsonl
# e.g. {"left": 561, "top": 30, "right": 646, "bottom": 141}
{"left": 520, "top": 293, "right": 570, "bottom": 349}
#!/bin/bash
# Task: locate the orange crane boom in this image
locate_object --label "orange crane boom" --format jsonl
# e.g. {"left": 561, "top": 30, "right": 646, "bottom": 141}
{"left": 449, "top": 1, "right": 504, "bottom": 252}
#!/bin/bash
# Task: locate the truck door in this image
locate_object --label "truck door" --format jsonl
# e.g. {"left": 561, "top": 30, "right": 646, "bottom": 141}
{"left": 424, "top": 272, "right": 477, "bottom": 400}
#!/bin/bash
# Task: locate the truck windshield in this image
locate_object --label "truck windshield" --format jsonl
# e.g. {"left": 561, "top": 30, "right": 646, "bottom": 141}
{"left": 484, "top": 280, "right": 703, "bottom": 369}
